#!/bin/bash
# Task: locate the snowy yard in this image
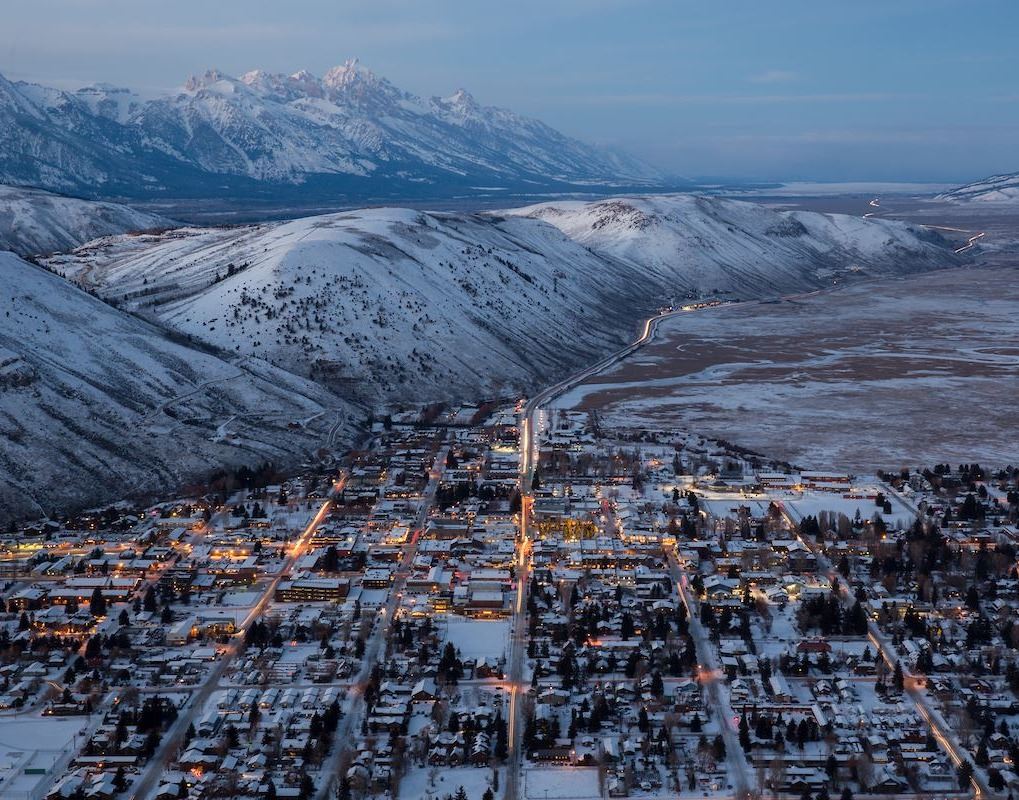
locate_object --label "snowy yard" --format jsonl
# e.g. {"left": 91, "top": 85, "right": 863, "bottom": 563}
{"left": 784, "top": 489, "right": 915, "bottom": 528}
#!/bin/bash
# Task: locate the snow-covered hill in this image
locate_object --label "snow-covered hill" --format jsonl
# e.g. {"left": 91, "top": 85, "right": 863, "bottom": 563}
{"left": 47, "top": 196, "right": 961, "bottom": 409}
{"left": 0, "top": 185, "right": 170, "bottom": 255}
{"left": 0, "top": 60, "right": 661, "bottom": 203}
{"left": 0, "top": 252, "right": 358, "bottom": 523}
{"left": 47, "top": 208, "right": 654, "bottom": 405}
{"left": 936, "top": 172, "right": 1019, "bottom": 204}
{"left": 509, "top": 195, "right": 959, "bottom": 296}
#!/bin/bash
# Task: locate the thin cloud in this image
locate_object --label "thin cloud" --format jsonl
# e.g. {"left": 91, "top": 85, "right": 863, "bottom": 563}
{"left": 560, "top": 91, "right": 909, "bottom": 107}
{"left": 749, "top": 69, "right": 797, "bottom": 84}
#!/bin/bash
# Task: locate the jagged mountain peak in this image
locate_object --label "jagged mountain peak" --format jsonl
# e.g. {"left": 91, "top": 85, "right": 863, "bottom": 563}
{"left": 183, "top": 68, "right": 236, "bottom": 93}
{"left": 238, "top": 68, "right": 323, "bottom": 100}
{"left": 288, "top": 69, "right": 324, "bottom": 97}
{"left": 447, "top": 88, "right": 476, "bottom": 105}
{"left": 438, "top": 87, "right": 480, "bottom": 114}
{"left": 321, "top": 58, "right": 405, "bottom": 106}
{"left": 322, "top": 57, "right": 368, "bottom": 84}
{"left": 322, "top": 58, "right": 380, "bottom": 91}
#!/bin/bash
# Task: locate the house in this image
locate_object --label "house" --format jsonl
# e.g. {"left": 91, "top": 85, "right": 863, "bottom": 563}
{"left": 411, "top": 678, "right": 438, "bottom": 702}
{"left": 428, "top": 731, "right": 465, "bottom": 765}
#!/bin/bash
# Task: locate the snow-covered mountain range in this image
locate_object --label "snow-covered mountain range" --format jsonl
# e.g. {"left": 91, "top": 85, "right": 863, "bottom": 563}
{"left": 936, "top": 172, "right": 1019, "bottom": 204}
{"left": 46, "top": 195, "right": 962, "bottom": 410}
{"left": 0, "top": 185, "right": 170, "bottom": 255}
{"left": 0, "top": 60, "right": 661, "bottom": 204}
{"left": 0, "top": 251, "right": 359, "bottom": 523}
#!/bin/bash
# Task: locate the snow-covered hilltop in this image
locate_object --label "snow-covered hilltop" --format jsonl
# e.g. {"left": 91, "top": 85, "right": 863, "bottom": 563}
{"left": 47, "top": 195, "right": 962, "bottom": 409}
{"left": 0, "top": 60, "right": 661, "bottom": 204}
{"left": 0, "top": 251, "right": 358, "bottom": 523}
{"left": 0, "top": 185, "right": 170, "bottom": 255}
{"left": 936, "top": 172, "right": 1019, "bottom": 204}
{"left": 509, "top": 195, "right": 958, "bottom": 296}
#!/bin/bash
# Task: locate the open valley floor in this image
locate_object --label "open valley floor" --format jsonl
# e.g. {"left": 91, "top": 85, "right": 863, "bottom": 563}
{"left": 554, "top": 266, "right": 1019, "bottom": 473}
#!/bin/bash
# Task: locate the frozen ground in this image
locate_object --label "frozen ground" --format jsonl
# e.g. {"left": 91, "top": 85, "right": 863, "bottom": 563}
{"left": 556, "top": 266, "right": 1019, "bottom": 472}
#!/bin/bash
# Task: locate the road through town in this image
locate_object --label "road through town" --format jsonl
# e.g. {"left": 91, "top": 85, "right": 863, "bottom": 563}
{"left": 504, "top": 305, "right": 689, "bottom": 800}
{"left": 130, "top": 473, "right": 347, "bottom": 800}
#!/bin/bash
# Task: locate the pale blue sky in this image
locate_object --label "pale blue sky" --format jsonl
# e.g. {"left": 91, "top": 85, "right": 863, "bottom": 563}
{"left": 3, "top": 0, "right": 1017, "bottom": 181}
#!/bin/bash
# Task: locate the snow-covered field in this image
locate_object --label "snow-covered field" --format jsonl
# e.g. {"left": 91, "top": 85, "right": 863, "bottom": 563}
{"left": 401, "top": 765, "right": 501, "bottom": 800}
{"left": 0, "top": 716, "right": 87, "bottom": 800}
{"left": 443, "top": 618, "right": 511, "bottom": 662}
{"left": 784, "top": 489, "right": 915, "bottom": 528}
{"left": 555, "top": 266, "right": 1019, "bottom": 472}
{"left": 698, "top": 488, "right": 916, "bottom": 529}
{"left": 735, "top": 181, "right": 952, "bottom": 197}
{"left": 523, "top": 767, "right": 601, "bottom": 799}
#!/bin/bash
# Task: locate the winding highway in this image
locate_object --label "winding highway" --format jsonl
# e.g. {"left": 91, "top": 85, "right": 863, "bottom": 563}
{"left": 861, "top": 196, "right": 986, "bottom": 255}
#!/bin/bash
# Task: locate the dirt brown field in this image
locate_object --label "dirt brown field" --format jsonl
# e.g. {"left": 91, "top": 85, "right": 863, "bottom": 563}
{"left": 556, "top": 266, "right": 1019, "bottom": 472}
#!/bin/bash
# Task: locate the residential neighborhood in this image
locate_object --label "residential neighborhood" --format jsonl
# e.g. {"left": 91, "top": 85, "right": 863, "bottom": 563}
{"left": 2, "top": 401, "right": 1018, "bottom": 800}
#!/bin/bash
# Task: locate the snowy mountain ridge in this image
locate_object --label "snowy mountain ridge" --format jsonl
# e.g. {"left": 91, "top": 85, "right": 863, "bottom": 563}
{"left": 3, "top": 193, "right": 964, "bottom": 521}
{"left": 46, "top": 206, "right": 650, "bottom": 406}
{"left": 507, "top": 195, "right": 958, "bottom": 296}
{"left": 0, "top": 185, "right": 171, "bottom": 255}
{"left": 0, "top": 60, "right": 661, "bottom": 203}
{"left": 936, "top": 172, "right": 1019, "bottom": 204}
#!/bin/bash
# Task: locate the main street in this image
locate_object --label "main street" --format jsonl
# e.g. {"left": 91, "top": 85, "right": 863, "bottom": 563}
{"left": 504, "top": 304, "right": 688, "bottom": 800}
